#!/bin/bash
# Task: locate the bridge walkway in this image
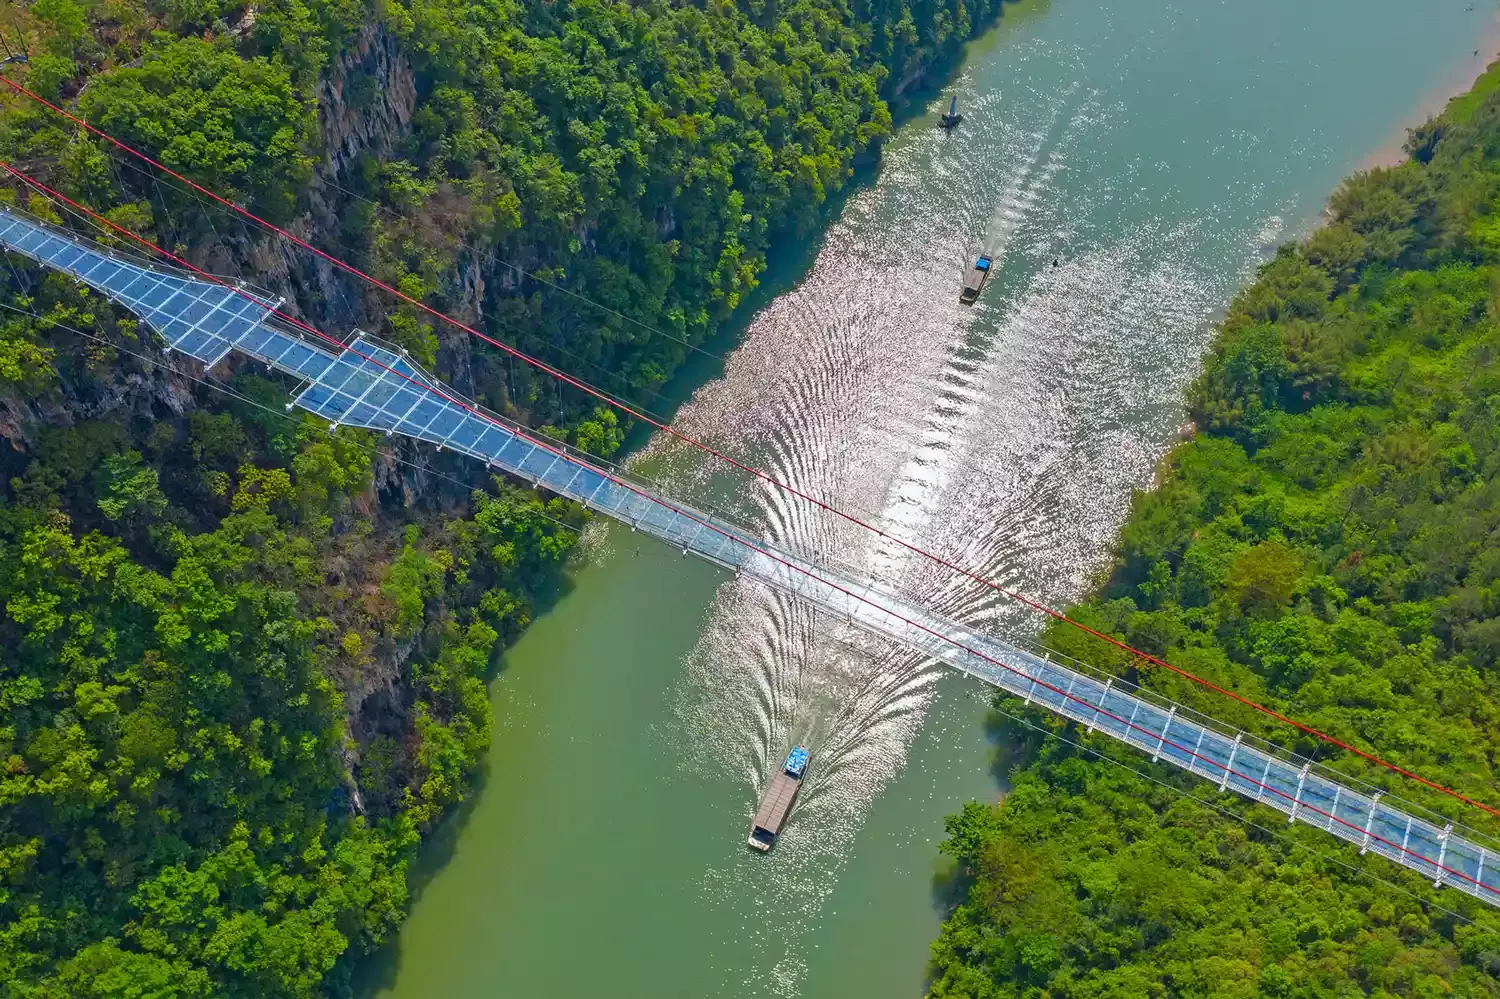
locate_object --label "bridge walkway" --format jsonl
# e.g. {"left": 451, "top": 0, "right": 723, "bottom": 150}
{"left": 3, "top": 204, "right": 1497, "bottom": 908}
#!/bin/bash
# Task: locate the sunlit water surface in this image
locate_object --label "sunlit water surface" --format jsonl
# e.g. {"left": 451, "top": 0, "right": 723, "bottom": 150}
{"left": 370, "top": 1, "right": 1493, "bottom": 995}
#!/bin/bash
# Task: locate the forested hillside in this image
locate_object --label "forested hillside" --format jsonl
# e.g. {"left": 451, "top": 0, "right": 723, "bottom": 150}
{"left": 0, "top": 0, "right": 1007, "bottom": 995}
{"left": 5, "top": 0, "right": 1004, "bottom": 431}
{"left": 927, "top": 68, "right": 1500, "bottom": 998}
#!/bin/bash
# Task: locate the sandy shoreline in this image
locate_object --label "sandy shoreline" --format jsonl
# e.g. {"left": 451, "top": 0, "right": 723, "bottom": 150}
{"left": 1362, "top": 8, "right": 1500, "bottom": 168}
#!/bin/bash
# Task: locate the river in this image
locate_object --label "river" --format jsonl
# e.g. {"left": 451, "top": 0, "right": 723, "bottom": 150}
{"left": 366, "top": 1, "right": 1491, "bottom": 995}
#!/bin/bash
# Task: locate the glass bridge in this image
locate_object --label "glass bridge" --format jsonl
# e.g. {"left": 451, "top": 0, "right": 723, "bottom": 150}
{"left": 4, "top": 203, "right": 1499, "bottom": 909}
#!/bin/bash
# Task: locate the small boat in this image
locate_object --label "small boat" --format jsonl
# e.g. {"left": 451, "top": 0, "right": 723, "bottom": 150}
{"left": 939, "top": 95, "right": 963, "bottom": 130}
{"left": 960, "top": 255, "right": 993, "bottom": 305}
{"left": 747, "top": 746, "right": 810, "bottom": 852}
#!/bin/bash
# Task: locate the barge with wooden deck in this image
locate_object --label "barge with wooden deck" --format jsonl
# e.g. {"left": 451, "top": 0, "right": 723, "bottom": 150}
{"left": 960, "top": 254, "right": 993, "bottom": 305}
{"left": 748, "top": 746, "right": 810, "bottom": 852}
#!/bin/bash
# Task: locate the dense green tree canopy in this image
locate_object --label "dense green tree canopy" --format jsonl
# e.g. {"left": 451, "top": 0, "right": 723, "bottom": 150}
{"left": 0, "top": 0, "right": 1010, "bottom": 993}
{"left": 928, "top": 65, "right": 1500, "bottom": 999}
{"left": 2, "top": 0, "right": 1005, "bottom": 434}
{"left": 0, "top": 254, "right": 584, "bottom": 995}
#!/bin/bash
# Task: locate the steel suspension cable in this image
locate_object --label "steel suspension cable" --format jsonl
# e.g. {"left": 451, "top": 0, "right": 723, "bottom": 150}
{"left": 0, "top": 298, "right": 591, "bottom": 541}
{"left": 7, "top": 163, "right": 1500, "bottom": 879}
{"left": 97, "top": 148, "right": 693, "bottom": 421}
{"left": 5, "top": 76, "right": 1500, "bottom": 823}
{"left": 5, "top": 281, "right": 1485, "bottom": 923}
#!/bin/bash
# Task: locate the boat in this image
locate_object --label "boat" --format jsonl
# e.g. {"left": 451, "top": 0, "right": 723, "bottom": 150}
{"left": 747, "top": 746, "right": 810, "bottom": 852}
{"left": 960, "top": 254, "right": 992, "bottom": 305}
{"left": 939, "top": 95, "right": 963, "bottom": 129}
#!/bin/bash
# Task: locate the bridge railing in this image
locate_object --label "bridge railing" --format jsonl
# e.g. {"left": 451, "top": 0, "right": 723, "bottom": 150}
{"left": 6, "top": 203, "right": 1500, "bottom": 907}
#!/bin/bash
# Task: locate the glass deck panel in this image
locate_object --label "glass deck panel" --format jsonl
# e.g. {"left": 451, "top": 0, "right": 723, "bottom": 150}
{"left": 1446, "top": 842, "right": 1485, "bottom": 887}
{"left": 85, "top": 261, "right": 124, "bottom": 288}
{"left": 1222, "top": 748, "right": 1267, "bottom": 798}
{"left": 50, "top": 245, "right": 85, "bottom": 271}
{"left": 1154, "top": 719, "right": 1197, "bottom": 769}
{"left": 167, "top": 326, "right": 207, "bottom": 355}
{"left": 408, "top": 396, "right": 453, "bottom": 429}
{"left": 585, "top": 480, "right": 630, "bottom": 514}
{"left": 1183, "top": 726, "right": 1222, "bottom": 778}
{"left": 175, "top": 330, "right": 222, "bottom": 360}
{"left": 145, "top": 283, "right": 190, "bottom": 313}
{"left": 26, "top": 230, "right": 63, "bottom": 255}
{"left": 1262, "top": 760, "right": 1301, "bottom": 806}
{"left": 1120, "top": 700, "right": 1161, "bottom": 745}
{"left": 1332, "top": 788, "right": 1371, "bottom": 831}
{"left": 546, "top": 463, "right": 585, "bottom": 498}
{"left": 1407, "top": 825, "right": 1443, "bottom": 863}
{"left": 396, "top": 396, "right": 448, "bottom": 436}
{"left": 196, "top": 306, "right": 243, "bottom": 340}
{"left": 494, "top": 436, "right": 534, "bottom": 470}
{"left": 334, "top": 367, "right": 383, "bottom": 407}
{"left": 375, "top": 384, "right": 426, "bottom": 426}
{"left": 1370, "top": 805, "right": 1408, "bottom": 843}
{"left": 471, "top": 425, "right": 510, "bottom": 458}
{"left": 99, "top": 263, "right": 146, "bottom": 293}
{"left": 349, "top": 337, "right": 403, "bottom": 366}
{"left": 663, "top": 514, "right": 701, "bottom": 546}
{"left": 296, "top": 383, "right": 337, "bottom": 413}
{"left": 343, "top": 401, "right": 387, "bottom": 427}
{"left": 116, "top": 272, "right": 164, "bottom": 302}
{"left": 616, "top": 492, "right": 658, "bottom": 524}
{"left": 637, "top": 501, "right": 676, "bottom": 533}
{"left": 249, "top": 328, "right": 295, "bottom": 359}
{"left": 178, "top": 320, "right": 228, "bottom": 355}
{"left": 422, "top": 405, "right": 465, "bottom": 442}
{"left": 13, "top": 228, "right": 51, "bottom": 254}
{"left": 1296, "top": 776, "right": 1339, "bottom": 819}
{"left": 712, "top": 532, "right": 749, "bottom": 567}
{"left": 446, "top": 417, "right": 487, "bottom": 452}
{"left": 277, "top": 340, "right": 320, "bottom": 376}
{"left": 565, "top": 467, "right": 607, "bottom": 502}
{"left": 198, "top": 296, "right": 259, "bottom": 337}
{"left": 202, "top": 341, "right": 235, "bottom": 370}
{"left": 218, "top": 315, "right": 263, "bottom": 348}
{"left": 1029, "top": 680, "right": 1066, "bottom": 714}
{"left": 282, "top": 341, "right": 332, "bottom": 377}
{"left": 518, "top": 445, "right": 560, "bottom": 478}
{"left": 313, "top": 357, "right": 362, "bottom": 395}
{"left": 178, "top": 293, "right": 216, "bottom": 325}
{"left": 541, "top": 458, "right": 581, "bottom": 493}
{"left": 344, "top": 378, "right": 404, "bottom": 426}
{"left": 447, "top": 416, "right": 492, "bottom": 456}
{"left": 1095, "top": 688, "right": 1138, "bottom": 736}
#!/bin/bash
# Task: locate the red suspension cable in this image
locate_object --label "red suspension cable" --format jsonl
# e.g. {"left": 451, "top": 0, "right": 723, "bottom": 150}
{"left": 13, "top": 164, "right": 1500, "bottom": 893}
{"left": 4, "top": 76, "right": 1499, "bottom": 822}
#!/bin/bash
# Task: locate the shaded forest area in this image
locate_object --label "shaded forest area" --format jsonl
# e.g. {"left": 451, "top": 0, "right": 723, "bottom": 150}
{"left": 928, "top": 65, "right": 1500, "bottom": 999}
{"left": 0, "top": 0, "right": 1008, "bottom": 995}
{"left": 6, "top": 0, "right": 1006, "bottom": 435}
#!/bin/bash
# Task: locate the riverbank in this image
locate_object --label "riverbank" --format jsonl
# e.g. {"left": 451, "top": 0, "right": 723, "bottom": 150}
{"left": 359, "top": 2, "right": 1492, "bottom": 996}
{"left": 1364, "top": 9, "right": 1500, "bottom": 167}
{"left": 928, "top": 50, "right": 1500, "bottom": 999}
{"left": 0, "top": 0, "right": 1021, "bottom": 994}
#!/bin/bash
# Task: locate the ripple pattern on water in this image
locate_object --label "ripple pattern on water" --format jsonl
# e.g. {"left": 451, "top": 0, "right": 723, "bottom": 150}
{"left": 637, "top": 22, "right": 1313, "bottom": 995}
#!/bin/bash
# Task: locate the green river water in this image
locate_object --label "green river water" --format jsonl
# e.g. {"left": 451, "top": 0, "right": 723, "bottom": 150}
{"left": 367, "top": 1, "right": 1494, "bottom": 996}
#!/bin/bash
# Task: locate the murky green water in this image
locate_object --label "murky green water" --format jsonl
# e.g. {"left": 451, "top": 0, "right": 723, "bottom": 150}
{"left": 368, "top": 1, "right": 1492, "bottom": 995}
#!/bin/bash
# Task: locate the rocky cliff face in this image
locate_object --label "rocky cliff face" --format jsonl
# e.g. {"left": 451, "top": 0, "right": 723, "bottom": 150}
{"left": 241, "top": 22, "right": 418, "bottom": 335}
{"left": 318, "top": 23, "right": 418, "bottom": 181}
